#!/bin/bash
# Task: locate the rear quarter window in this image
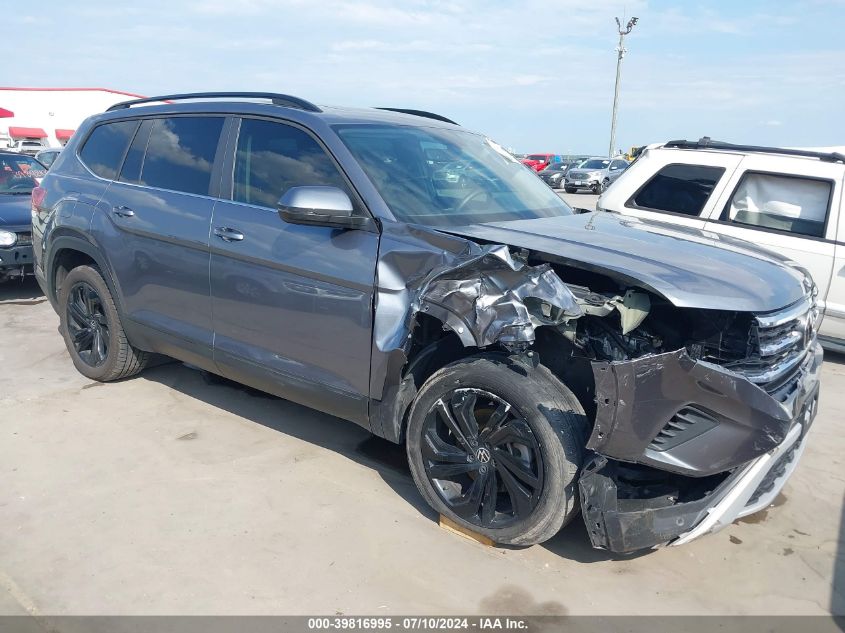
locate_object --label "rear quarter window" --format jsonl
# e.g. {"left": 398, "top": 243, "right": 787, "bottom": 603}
{"left": 628, "top": 163, "right": 725, "bottom": 216}
{"left": 78, "top": 120, "right": 139, "bottom": 180}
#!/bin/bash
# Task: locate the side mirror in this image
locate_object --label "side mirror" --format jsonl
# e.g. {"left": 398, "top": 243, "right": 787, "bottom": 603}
{"left": 278, "top": 186, "right": 373, "bottom": 231}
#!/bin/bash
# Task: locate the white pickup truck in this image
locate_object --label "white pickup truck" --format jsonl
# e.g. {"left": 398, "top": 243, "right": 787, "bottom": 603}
{"left": 597, "top": 138, "right": 845, "bottom": 352}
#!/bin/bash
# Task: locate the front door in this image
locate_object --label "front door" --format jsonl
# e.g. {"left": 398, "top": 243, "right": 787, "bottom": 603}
{"left": 209, "top": 117, "right": 379, "bottom": 425}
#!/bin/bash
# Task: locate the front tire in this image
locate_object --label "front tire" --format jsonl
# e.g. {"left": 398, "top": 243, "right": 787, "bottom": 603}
{"left": 406, "top": 355, "right": 588, "bottom": 546}
{"left": 564, "top": 187, "right": 577, "bottom": 194}
{"left": 59, "top": 265, "right": 149, "bottom": 381}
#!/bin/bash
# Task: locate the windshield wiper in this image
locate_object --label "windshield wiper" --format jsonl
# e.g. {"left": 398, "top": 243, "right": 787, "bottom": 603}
{"left": 0, "top": 191, "right": 32, "bottom": 195}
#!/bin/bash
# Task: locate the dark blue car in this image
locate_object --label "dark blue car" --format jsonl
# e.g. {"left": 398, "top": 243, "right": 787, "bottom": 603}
{"left": 0, "top": 152, "right": 45, "bottom": 282}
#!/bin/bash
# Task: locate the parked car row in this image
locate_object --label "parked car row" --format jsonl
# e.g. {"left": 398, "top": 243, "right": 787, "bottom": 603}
{"left": 528, "top": 155, "right": 632, "bottom": 193}
{"left": 24, "top": 92, "right": 820, "bottom": 557}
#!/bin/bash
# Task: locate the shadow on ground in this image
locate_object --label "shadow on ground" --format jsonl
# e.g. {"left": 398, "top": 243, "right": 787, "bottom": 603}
{"left": 0, "top": 277, "right": 44, "bottom": 304}
{"left": 141, "top": 362, "right": 626, "bottom": 563}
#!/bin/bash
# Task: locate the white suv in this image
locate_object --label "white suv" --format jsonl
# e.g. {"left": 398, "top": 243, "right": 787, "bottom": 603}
{"left": 598, "top": 138, "right": 845, "bottom": 351}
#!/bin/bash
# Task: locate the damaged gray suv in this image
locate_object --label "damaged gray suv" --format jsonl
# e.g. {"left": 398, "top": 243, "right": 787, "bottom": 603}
{"left": 32, "top": 93, "right": 821, "bottom": 553}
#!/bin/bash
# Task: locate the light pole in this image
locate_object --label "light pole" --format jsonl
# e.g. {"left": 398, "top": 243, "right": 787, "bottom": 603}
{"left": 608, "top": 16, "right": 638, "bottom": 158}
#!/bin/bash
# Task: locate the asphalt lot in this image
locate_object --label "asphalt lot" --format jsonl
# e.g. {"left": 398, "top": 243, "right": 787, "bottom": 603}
{"left": 1, "top": 261, "right": 843, "bottom": 616}
{"left": 557, "top": 190, "right": 599, "bottom": 211}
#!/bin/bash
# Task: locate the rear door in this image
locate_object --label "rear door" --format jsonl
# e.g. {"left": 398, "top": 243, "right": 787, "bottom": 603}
{"left": 209, "top": 116, "right": 379, "bottom": 425}
{"left": 826, "top": 183, "right": 845, "bottom": 345}
{"left": 93, "top": 114, "right": 226, "bottom": 367}
{"left": 704, "top": 155, "right": 841, "bottom": 337}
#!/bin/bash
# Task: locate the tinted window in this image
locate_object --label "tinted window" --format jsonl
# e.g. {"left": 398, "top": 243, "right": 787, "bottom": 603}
{"left": 631, "top": 164, "right": 725, "bottom": 216}
{"left": 233, "top": 118, "right": 348, "bottom": 208}
{"left": 611, "top": 160, "right": 628, "bottom": 170}
{"left": 139, "top": 117, "right": 224, "bottom": 195}
{"left": 79, "top": 120, "right": 138, "bottom": 180}
{"left": 119, "top": 120, "right": 152, "bottom": 184}
{"left": 722, "top": 172, "right": 831, "bottom": 238}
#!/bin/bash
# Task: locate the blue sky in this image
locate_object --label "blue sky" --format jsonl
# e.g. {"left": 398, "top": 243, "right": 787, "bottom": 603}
{"left": 8, "top": 0, "right": 845, "bottom": 154}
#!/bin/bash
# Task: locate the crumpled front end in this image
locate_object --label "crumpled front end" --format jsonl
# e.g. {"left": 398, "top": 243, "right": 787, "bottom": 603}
{"left": 579, "top": 295, "right": 822, "bottom": 553}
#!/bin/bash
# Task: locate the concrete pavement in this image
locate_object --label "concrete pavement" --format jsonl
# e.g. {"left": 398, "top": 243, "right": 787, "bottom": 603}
{"left": 1, "top": 277, "right": 843, "bottom": 616}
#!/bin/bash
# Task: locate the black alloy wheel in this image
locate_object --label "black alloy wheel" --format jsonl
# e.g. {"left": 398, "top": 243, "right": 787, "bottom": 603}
{"left": 421, "top": 388, "right": 545, "bottom": 529}
{"left": 65, "top": 281, "right": 110, "bottom": 367}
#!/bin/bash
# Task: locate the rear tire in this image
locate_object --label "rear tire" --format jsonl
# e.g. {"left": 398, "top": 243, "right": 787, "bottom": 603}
{"left": 59, "top": 265, "right": 149, "bottom": 381}
{"left": 406, "top": 354, "right": 588, "bottom": 546}
{"left": 564, "top": 187, "right": 576, "bottom": 194}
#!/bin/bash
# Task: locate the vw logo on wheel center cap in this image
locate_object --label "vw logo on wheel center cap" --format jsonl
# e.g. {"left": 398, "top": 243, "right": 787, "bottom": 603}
{"left": 475, "top": 447, "right": 491, "bottom": 463}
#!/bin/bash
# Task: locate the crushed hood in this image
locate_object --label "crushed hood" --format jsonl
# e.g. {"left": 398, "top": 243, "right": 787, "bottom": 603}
{"left": 441, "top": 212, "right": 807, "bottom": 313}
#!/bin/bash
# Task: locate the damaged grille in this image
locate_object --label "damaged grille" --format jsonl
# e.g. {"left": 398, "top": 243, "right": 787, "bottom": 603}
{"left": 708, "top": 296, "right": 817, "bottom": 401}
{"left": 648, "top": 407, "right": 718, "bottom": 452}
{"left": 736, "top": 297, "right": 816, "bottom": 397}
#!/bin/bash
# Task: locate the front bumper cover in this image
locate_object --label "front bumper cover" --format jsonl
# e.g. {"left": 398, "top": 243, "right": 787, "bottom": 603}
{"left": 579, "top": 342, "right": 822, "bottom": 552}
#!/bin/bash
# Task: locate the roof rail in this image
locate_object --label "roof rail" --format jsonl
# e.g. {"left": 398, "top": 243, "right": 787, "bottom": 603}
{"left": 376, "top": 108, "right": 458, "bottom": 125}
{"left": 664, "top": 136, "right": 845, "bottom": 164}
{"left": 106, "top": 92, "right": 322, "bottom": 113}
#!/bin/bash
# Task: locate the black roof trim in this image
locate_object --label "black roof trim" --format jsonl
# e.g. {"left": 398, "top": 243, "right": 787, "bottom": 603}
{"left": 106, "top": 92, "right": 322, "bottom": 113}
{"left": 664, "top": 137, "right": 845, "bottom": 164}
{"left": 375, "top": 108, "right": 459, "bottom": 125}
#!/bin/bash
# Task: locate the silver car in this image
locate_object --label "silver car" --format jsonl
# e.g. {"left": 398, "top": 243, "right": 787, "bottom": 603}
{"left": 565, "top": 156, "right": 629, "bottom": 193}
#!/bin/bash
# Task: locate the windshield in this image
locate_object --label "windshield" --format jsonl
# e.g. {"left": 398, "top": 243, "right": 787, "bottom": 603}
{"left": 579, "top": 159, "right": 610, "bottom": 170}
{"left": 526, "top": 154, "right": 549, "bottom": 161}
{"left": 0, "top": 154, "right": 46, "bottom": 194}
{"left": 334, "top": 125, "right": 572, "bottom": 227}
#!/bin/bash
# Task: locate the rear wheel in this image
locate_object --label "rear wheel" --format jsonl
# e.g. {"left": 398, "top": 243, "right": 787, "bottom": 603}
{"left": 406, "top": 355, "right": 588, "bottom": 546}
{"left": 59, "top": 265, "right": 149, "bottom": 381}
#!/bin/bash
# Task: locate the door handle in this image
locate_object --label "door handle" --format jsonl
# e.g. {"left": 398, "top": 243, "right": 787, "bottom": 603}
{"left": 214, "top": 227, "right": 245, "bottom": 242}
{"left": 113, "top": 205, "right": 135, "bottom": 218}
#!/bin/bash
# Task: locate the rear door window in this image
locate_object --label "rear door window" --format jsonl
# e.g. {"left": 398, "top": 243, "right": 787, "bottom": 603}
{"left": 139, "top": 116, "right": 225, "bottom": 195}
{"left": 79, "top": 120, "right": 138, "bottom": 180}
{"left": 720, "top": 172, "right": 831, "bottom": 238}
{"left": 629, "top": 164, "right": 725, "bottom": 216}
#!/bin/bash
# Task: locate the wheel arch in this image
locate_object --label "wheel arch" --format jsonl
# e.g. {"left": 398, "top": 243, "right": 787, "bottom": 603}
{"left": 47, "top": 234, "right": 124, "bottom": 317}
{"left": 370, "top": 312, "right": 490, "bottom": 444}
